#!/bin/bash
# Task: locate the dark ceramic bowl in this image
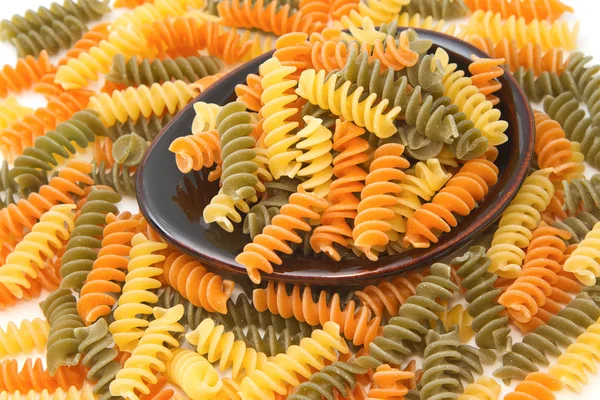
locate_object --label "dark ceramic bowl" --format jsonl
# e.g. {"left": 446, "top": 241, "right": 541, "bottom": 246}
{"left": 137, "top": 28, "right": 534, "bottom": 286}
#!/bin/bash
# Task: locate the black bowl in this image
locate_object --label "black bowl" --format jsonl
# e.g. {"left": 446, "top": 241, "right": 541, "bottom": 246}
{"left": 137, "top": 28, "right": 534, "bottom": 286}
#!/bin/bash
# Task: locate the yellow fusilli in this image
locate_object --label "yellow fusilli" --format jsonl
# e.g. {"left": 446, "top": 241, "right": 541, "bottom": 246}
{"left": 109, "top": 233, "right": 167, "bottom": 352}
{"left": 297, "top": 68, "right": 401, "bottom": 139}
{"left": 89, "top": 80, "right": 200, "bottom": 126}
{"left": 167, "top": 349, "right": 223, "bottom": 400}
{"left": 0, "top": 204, "right": 75, "bottom": 298}
{"left": 487, "top": 169, "right": 555, "bottom": 278}
{"left": 563, "top": 221, "right": 600, "bottom": 286}
{"left": 295, "top": 116, "right": 334, "bottom": 198}
{"left": 110, "top": 305, "right": 185, "bottom": 400}
{"left": 0, "top": 318, "right": 49, "bottom": 358}
{"left": 186, "top": 318, "right": 269, "bottom": 381}
{"left": 0, "top": 96, "right": 32, "bottom": 130}
{"left": 260, "top": 56, "right": 302, "bottom": 179}
{"left": 238, "top": 321, "right": 349, "bottom": 399}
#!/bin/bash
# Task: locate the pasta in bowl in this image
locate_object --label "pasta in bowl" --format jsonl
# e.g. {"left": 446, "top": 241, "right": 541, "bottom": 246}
{"left": 137, "top": 27, "right": 534, "bottom": 285}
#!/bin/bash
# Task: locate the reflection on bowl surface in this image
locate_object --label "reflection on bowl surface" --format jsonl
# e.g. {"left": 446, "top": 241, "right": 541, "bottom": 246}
{"left": 137, "top": 28, "right": 534, "bottom": 286}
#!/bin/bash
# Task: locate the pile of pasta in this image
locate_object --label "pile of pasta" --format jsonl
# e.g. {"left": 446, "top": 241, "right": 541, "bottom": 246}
{"left": 3, "top": 0, "right": 600, "bottom": 399}
{"left": 171, "top": 27, "right": 507, "bottom": 285}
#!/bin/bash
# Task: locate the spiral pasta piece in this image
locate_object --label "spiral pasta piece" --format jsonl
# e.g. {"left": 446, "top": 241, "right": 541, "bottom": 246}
{"left": 0, "top": 204, "right": 74, "bottom": 297}
{"left": 465, "top": 10, "right": 579, "bottom": 50}
{"left": 311, "top": 120, "right": 368, "bottom": 260}
{"left": 186, "top": 318, "right": 268, "bottom": 381}
{"left": 109, "top": 233, "right": 167, "bottom": 352}
{"left": 504, "top": 372, "right": 562, "bottom": 400}
{"left": 0, "top": 90, "right": 93, "bottom": 161}
{"left": 78, "top": 212, "right": 140, "bottom": 324}
{"left": 0, "top": 0, "right": 110, "bottom": 41}
{"left": 468, "top": 55, "right": 505, "bottom": 105}
{"left": 107, "top": 55, "right": 224, "bottom": 87}
{"left": 54, "top": 24, "right": 149, "bottom": 90}
{"left": 0, "top": 50, "right": 56, "bottom": 99}
{"left": 421, "top": 330, "right": 493, "bottom": 400}
{"left": 487, "top": 169, "right": 555, "bottom": 278}
{"left": 441, "top": 57, "right": 508, "bottom": 146}
{"left": 352, "top": 143, "right": 409, "bottom": 260}
{"left": 111, "top": 305, "right": 185, "bottom": 400}
{"left": 0, "top": 359, "right": 86, "bottom": 394}
{"left": 161, "top": 248, "right": 235, "bottom": 315}
{"left": 499, "top": 223, "right": 571, "bottom": 324}
{"left": 108, "top": 112, "right": 174, "bottom": 143}
{"left": 534, "top": 111, "right": 585, "bottom": 185}
{"left": 11, "top": 15, "right": 87, "bottom": 58}
{"left": 236, "top": 191, "right": 328, "bottom": 283}
{"left": 253, "top": 281, "right": 381, "bottom": 346}
{"left": 218, "top": 0, "right": 325, "bottom": 36}
{"left": 404, "top": 158, "right": 499, "bottom": 248}
{"left": 542, "top": 93, "right": 600, "bottom": 168}
{"left": 0, "top": 318, "right": 49, "bottom": 358}
{"left": 10, "top": 109, "right": 106, "bottom": 194}
{"left": 239, "top": 321, "right": 349, "bottom": 399}
{"left": 564, "top": 221, "right": 600, "bottom": 286}
{"left": 512, "top": 67, "right": 579, "bottom": 103}
{"left": 567, "top": 52, "right": 600, "bottom": 128}
{"left": 562, "top": 175, "right": 600, "bottom": 215}
{"left": 74, "top": 318, "right": 122, "bottom": 399}
{"left": 0, "top": 160, "right": 93, "bottom": 249}
{"left": 89, "top": 80, "right": 199, "bottom": 127}
{"left": 466, "top": 37, "right": 567, "bottom": 75}
{"left": 59, "top": 188, "right": 120, "bottom": 292}
{"left": 40, "top": 288, "right": 86, "bottom": 374}
{"left": 495, "top": 293, "right": 600, "bottom": 383}
{"left": 297, "top": 68, "right": 401, "bottom": 139}
{"left": 295, "top": 116, "right": 333, "bottom": 198}
{"left": 166, "top": 348, "right": 223, "bottom": 400}
{"left": 452, "top": 246, "right": 512, "bottom": 353}
{"left": 143, "top": 18, "right": 253, "bottom": 64}
{"left": 0, "top": 96, "right": 32, "bottom": 130}
{"left": 169, "top": 129, "right": 221, "bottom": 174}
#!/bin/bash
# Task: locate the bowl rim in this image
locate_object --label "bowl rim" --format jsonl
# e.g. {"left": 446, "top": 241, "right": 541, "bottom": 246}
{"left": 137, "top": 27, "right": 535, "bottom": 285}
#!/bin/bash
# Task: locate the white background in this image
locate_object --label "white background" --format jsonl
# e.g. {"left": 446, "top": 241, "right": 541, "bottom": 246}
{"left": 0, "top": 0, "right": 598, "bottom": 398}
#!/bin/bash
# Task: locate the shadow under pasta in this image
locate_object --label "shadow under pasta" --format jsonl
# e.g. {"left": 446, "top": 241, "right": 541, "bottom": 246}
{"left": 137, "top": 28, "right": 534, "bottom": 286}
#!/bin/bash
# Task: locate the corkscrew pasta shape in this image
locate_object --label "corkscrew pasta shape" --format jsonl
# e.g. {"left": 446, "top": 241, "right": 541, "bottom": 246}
{"left": 0, "top": 96, "right": 32, "bottom": 130}
{"left": 0, "top": 358, "right": 86, "bottom": 394}
{"left": 0, "top": 204, "right": 75, "bottom": 298}
{"left": 295, "top": 116, "right": 333, "bottom": 198}
{"left": 564, "top": 221, "right": 600, "bottom": 286}
{"left": 166, "top": 348, "right": 223, "bottom": 400}
{"left": 352, "top": 143, "right": 409, "bottom": 260}
{"left": 504, "top": 372, "right": 562, "bottom": 400}
{"left": 161, "top": 248, "right": 235, "bottom": 314}
{"left": 89, "top": 80, "right": 199, "bottom": 126}
{"left": 259, "top": 57, "right": 302, "bottom": 179}
{"left": 186, "top": 318, "right": 269, "bottom": 381}
{"left": 78, "top": 212, "right": 140, "bottom": 324}
{"left": 0, "top": 318, "right": 49, "bottom": 358}
{"left": 465, "top": 10, "right": 579, "bottom": 50}
{"left": 110, "top": 305, "right": 185, "bottom": 400}
{"left": 252, "top": 281, "right": 382, "bottom": 346}
{"left": 239, "top": 321, "right": 349, "bottom": 399}
{"left": 236, "top": 191, "right": 329, "bottom": 283}
{"left": 441, "top": 55, "right": 509, "bottom": 146}
{"left": 109, "top": 233, "right": 167, "bottom": 352}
